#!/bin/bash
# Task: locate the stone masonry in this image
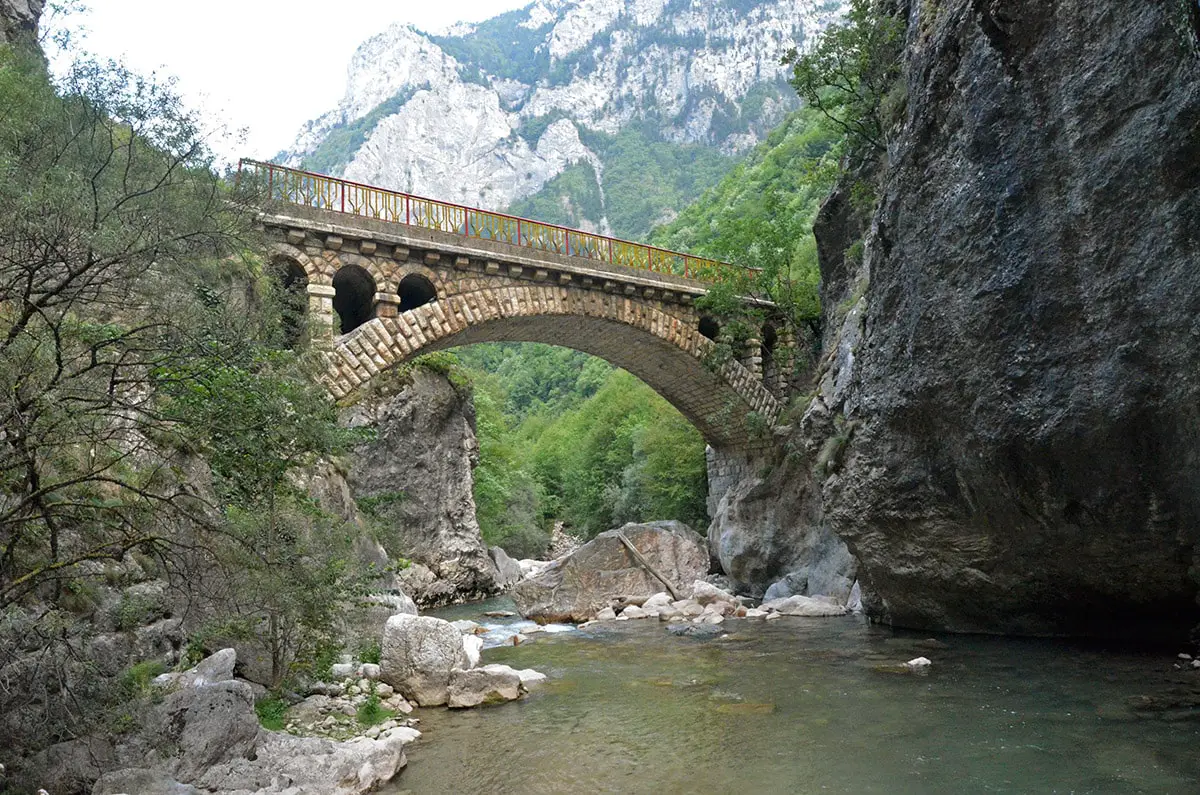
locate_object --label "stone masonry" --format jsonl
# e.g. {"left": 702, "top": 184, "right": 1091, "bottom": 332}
{"left": 260, "top": 204, "right": 788, "bottom": 453}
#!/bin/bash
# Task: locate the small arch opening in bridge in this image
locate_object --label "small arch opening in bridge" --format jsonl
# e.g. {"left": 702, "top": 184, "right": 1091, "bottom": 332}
{"left": 271, "top": 256, "right": 308, "bottom": 348}
{"left": 398, "top": 273, "right": 438, "bottom": 313}
{"left": 698, "top": 316, "right": 721, "bottom": 342}
{"left": 761, "top": 322, "right": 779, "bottom": 394}
{"left": 333, "top": 265, "right": 376, "bottom": 334}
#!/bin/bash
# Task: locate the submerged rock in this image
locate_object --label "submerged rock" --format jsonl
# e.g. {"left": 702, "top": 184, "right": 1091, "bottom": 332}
{"left": 666, "top": 624, "right": 725, "bottom": 640}
{"left": 447, "top": 667, "right": 521, "bottom": 708}
{"left": 512, "top": 521, "right": 708, "bottom": 623}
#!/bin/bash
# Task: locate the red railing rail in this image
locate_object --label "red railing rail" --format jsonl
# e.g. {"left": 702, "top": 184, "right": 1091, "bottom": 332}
{"left": 237, "top": 159, "right": 747, "bottom": 285}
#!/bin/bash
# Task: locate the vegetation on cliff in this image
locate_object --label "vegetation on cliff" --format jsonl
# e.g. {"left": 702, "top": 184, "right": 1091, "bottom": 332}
{"left": 0, "top": 44, "right": 368, "bottom": 774}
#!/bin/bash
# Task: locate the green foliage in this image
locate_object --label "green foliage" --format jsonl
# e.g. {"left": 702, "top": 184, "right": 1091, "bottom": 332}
{"left": 653, "top": 109, "right": 840, "bottom": 348}
{"left": 509, "top": 124, "right": 735, "bottom": 240}
{"left": 120, "top": 660, "right": 166, "bottom": 696}
{"left": 431, "top": 9, "right": 554, "bottom": 85}
{"left": 784, "top": 0, "right": 904, "bottom": 161}
{"left": 358, "top": 641, "right": 382, "bottom": 665}
{"left": 155, "top": 342, "right": 364, "bottom": 689}
{"left": 356, "top": 683, "right": 395, "bottom": 727}
{"left": 524, "top": 369, "right": 708, "bottom": 537}
{"left": 453, "top": 344, "right": 708, "bottom": 545}
{"left": 471, "top": 373, "right": 547, "bottom": 557}
{"left": 255, "top": 695, "right": 289, "bottom": 731}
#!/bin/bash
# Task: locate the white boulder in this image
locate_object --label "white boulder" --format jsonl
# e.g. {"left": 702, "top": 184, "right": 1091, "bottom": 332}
{"left": 380, "top": 614, "right": 467, "bottom": 707}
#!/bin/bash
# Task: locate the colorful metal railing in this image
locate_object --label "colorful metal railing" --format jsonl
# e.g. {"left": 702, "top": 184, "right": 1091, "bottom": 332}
{"left": 237, "top": 159, "right": 744, "bottom": 285}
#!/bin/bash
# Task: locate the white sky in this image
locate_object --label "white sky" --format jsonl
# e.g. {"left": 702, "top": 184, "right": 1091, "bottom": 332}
{"left": 52, "top": 1, "right": 532, "bottom": 162}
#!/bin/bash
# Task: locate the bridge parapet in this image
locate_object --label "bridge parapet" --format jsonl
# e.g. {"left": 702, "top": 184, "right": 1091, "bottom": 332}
{"left": 239, "top": 159, "right": 751, "bottom": 286}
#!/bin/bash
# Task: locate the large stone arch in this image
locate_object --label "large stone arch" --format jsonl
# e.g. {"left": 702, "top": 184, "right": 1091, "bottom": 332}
{"left": 321, "top": 284, "right": 780, "bottom": 451}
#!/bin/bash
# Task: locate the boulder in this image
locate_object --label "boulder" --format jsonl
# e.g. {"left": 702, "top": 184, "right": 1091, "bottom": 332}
{"left": 379, "top": 615, "right": 466, "bottom": 707}
{"left": 450, "top": 619, "right": 484, "bottom": 635}
{"left": 157, "top": 680, "right": 260, "bottom": 783}
{"left": 691, "top": 580, "right": 737, "bottom": 606}
{"left": 621, "top": 605, "right": 647, "bottom": 620}
{"left": 595, "top": 606, "right": 617, "bottom": 621}
{"left": 501, "top": 667, "right": 547, "bottom": 688}
{"left": 193, "top": 728, "right": 418, "bottom": 794}
{"left": 512, "top": 521, "right": 708, "bottom": 622}
{"left": 642, "top": 592, "right": 673, "bottom": 611}
{"left": 489, "top": 546, "right": 524, "bottom": 590}
{"left": 762, "top": 595, "right": 847, "bottom": 617}
{"left": 447, "top": 667, "right": 521, "bottom": 708}
{"left": 330, "top": 663, "right": 356, "bottom": 679}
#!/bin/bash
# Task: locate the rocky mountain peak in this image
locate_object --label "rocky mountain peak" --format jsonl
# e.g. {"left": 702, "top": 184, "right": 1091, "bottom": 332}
{"left": 280, "top": 0, "right": 847, "bottom": 236}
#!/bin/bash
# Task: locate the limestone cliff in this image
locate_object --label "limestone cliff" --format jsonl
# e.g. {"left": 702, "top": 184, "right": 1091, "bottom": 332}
{"left": 281, "top": 0, "right": 846, "bottom": 236}
{"left": 341, "top": 367, "right": 501, "bottom": 607}
{"left": 811, "top": 0, "right": 1200, "bottom": 639}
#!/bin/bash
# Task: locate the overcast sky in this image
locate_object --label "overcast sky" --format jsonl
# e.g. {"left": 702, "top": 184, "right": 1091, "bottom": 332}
{"left": 53, "top": 1, "right": 532, "bottom": 161}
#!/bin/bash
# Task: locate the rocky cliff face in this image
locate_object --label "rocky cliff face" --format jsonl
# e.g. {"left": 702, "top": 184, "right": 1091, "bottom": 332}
{"left": 282, "top": 0, "right": 844, "bottom": 234}
{"left": 341, "top": 367, "right": 500, "bottom": 607}
{"left": 0, "top": 0, "right": 41, "bottom": 46}
{"left": 812, "top": 0, "right": 1200, "bottom": 639}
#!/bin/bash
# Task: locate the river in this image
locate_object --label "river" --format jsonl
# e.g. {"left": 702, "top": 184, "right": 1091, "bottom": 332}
{"left": 382, "top": 598, "right": 1199, "bottom": 794}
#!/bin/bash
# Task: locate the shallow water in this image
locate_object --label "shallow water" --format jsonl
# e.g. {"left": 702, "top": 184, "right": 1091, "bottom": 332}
{"left": 383, "top": 598, "right": 1200, "bottom": 794}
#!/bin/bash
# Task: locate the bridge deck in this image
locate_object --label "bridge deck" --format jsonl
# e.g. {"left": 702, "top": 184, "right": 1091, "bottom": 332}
{"left": 238, "top": 159, "right": 748, "bottom": 286}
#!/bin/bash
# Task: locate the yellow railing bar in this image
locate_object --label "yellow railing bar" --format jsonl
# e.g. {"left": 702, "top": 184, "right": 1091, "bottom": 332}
{"left": 237, "top": 158, "right": 750, "bottom": 285}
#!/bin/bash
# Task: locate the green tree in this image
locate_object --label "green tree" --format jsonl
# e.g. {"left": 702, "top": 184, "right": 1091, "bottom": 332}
{"left": 0, "top": 46, "right": 252, "bottom": 610}
{"left": 158, "top": 341, "right": 364, "bottom": 688}
{"left": 784, "top": 0, "right": 904, "bottom": 160}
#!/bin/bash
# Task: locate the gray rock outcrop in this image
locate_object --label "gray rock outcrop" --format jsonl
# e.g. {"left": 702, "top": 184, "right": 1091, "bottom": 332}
{"left": 92, "top": 650, "right": 419, "bottom": 794}
{"left": 708, "top": 445, "right": 858, "bottom": 598}
{"left": 0, "top": 0, "right": 41, "bottom": 47}
{"left": 513, "top": 521, "right": 709, "bottom": 622}
{"left": 489, "top": 546, "right": 523, "bottom": 590}
{"left": 343, "top": 367, "right": 501, "bottom": 607}
{"left": 810, "top": 0, "right": 1200, "bottom": 639}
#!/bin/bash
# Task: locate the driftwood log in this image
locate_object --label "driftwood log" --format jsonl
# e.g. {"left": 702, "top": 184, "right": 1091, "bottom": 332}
{"left": 614, "top": 532, "right": 684, "bottom": 601}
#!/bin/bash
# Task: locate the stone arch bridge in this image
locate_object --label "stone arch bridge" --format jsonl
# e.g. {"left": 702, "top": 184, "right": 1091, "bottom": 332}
{"left": 241, "top": 161, "right": 796, "bottom": 453}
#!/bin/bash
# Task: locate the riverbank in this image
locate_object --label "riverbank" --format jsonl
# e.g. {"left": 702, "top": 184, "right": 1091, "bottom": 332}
{"left": 385, "top": 597, "right": 1200, "bottom": 794}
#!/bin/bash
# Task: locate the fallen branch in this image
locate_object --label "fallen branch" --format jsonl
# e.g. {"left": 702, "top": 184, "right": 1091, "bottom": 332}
{"left": 615, "top": 532, "right": 683, "bottom": 601}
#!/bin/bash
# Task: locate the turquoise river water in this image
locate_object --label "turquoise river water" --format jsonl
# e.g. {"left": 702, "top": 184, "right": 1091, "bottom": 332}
{"left": 381, "top": 598, "right": 1200, "bottom": 794}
